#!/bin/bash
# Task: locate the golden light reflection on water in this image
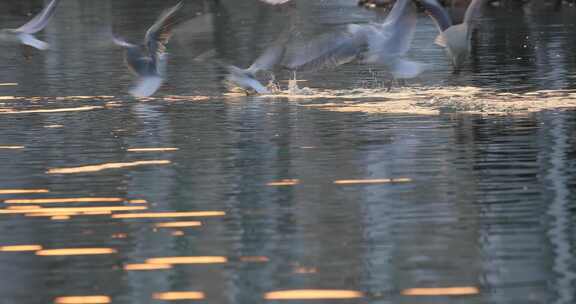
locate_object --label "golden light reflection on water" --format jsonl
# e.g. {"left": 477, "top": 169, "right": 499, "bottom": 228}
{"left": 155, "top": 221, "right": 202, "bottom": 228}
{"left": 51, "top": 215, "right": 71, "bottom": 220}
{"left": 0, "top": 106, "right": 103, "bottom": 115}
{"left": 36, "top": 248, "right": 117, "bottom": 256}
{"left": 264, "top": 290, "right": 364, "bottom": 300}
{"left": 124, "top": 263, "right": 172, "bottom": 271}
{"left": 112, "top": 211, "right": 225, "bottom": 219}
{"left": 0, "top": 145, "right": 24, "bottom": 149}
{"left": 127, "top": 148, "right": 179, "bottom": 152}
{"left": 6, "top": 205, "right": 42, "bottom": 210}
{"left": 54, "top": 295, "right": 111, "bottom": 304}
{"left": 47, "top": 160, "right": 171, "bottom": 174}
{"left": 153, "top": 291, "right": 205, "bottom": 300}
{"left": 333, "top": 178, "right": 412, "bottom": 185}
{"left": 128, "top": 199, "right": 148, "bottom": 204}
{"left": 401, "top": 287, "right": 480, "bottom": 296}
{"left": 0, "top": 205, "right": 146, "bottom": 215}
{"left": 0, "top": 83, "right": 18, "bottom": 86}
{"left": 0, "top": 245, "right": 43, "bottom": 252}
{"left": 0, "top": 189, "right": 49, "bottom": 194}
{"left": 4, "top": 197, "right": 124, "bottom": 204}
{"left": 266, "top": 179, "right": 300, "bottom": 186}
{"left": 146, "top": 256, "right": 228, "bottom": 265}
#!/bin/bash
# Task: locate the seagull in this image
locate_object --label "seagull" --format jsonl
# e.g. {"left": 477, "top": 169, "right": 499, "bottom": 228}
{"left": 113, "top": 2, "right": 183, "bottom": 97}
{"left": 225, "top": 0, "right": 294, "bottom": 94}
{"left": 418, "top": 0, "right": 486, "bottom": 70}
{"left": 281, "top": 0, "right": 423, "bottom": 87}
{"left": 0, "top": 0, "right": 59, "bottom": 52}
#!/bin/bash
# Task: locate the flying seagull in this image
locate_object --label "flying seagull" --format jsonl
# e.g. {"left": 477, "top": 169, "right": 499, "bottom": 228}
{"left": 418, "top": 0, "right": 486, "bottom": 70}
{"left": 0, "top": 0, "right": 60, "bottom": 52}
{"left": 281, "top": 0, "right": 423, "bottom": 85}
{"left": 225, "top": 0, "right": 294, "bottom": 94}
{"left": 113, "top": 2, "right": 183, "bottom": 97}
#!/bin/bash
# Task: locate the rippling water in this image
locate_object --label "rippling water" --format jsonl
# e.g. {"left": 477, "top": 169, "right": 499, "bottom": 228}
{"left": 1, "top": 1, "right": 576, "bottom": 303}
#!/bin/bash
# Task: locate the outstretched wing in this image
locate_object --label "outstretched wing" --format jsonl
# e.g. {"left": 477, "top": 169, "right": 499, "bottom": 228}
{"left": 144, "top": 2, "right": 184, "bottom": 60}
{"left": 258, "top": 0, "right": 292, "bottom": 5}
{"left": 418, "top": 0, "right": 452, "bottom": 32}
{"left": 15, "top": 0, "right": 59, "bottom": 34}
{"left": 282, "top": 25, "right": 368, "bottom": 72}
{"left": 463, "top": 0, "right": 486, "bottom": 25}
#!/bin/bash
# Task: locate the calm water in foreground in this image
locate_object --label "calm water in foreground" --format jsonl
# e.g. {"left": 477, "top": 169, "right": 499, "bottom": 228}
{"left": 1, "top": 0, "right": 576, "bottom": 303}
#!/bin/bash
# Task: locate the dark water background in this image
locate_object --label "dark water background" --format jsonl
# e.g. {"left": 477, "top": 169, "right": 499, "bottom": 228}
{"left": 1, "top": 0, "right": 576, "bottom": 303}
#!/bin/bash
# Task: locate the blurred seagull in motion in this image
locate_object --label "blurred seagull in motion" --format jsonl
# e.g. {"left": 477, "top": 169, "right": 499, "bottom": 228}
{"left": 0, "top": 0, "right": 59, "bottom": 52}
{"left": 282, "top": 0, "right": 423, "bottom": 89}
{"left": 225, "top": 0, "right": 294, "bottom": 94}
{"left": 418, "top": 0, "right": 485, "bottom": 70}
{"left": 113, "top": 2, "right": 183, "bottom": 97}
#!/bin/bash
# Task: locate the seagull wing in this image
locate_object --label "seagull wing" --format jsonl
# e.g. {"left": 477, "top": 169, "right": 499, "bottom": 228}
{"left": 282, "top": 25, "right": 368, "bottom": 72}
{"left": 463, "top": 0, "right": 486, "bottom": 25}
{"left": 15, "top": 0, "right": 59, "bottom": 34}
{"left": 258, "top": 0, "right": 292, "bottom": 5}
{"left": 419, "top": 0, "right": 452, "bottom": 32}
{"left": 365, "top": 0, "right": 417, "bottom": 62}
{"left": 144, "top": 2, "right": 184, "bottom": 61}
{"left": 112, "top": 35, "right": 137, "bottom": 48}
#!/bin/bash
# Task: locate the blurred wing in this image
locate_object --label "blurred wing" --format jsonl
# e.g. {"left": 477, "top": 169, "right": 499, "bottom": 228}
{"left": 226, "top": 65, "right": 270, "bottom": 94}
{"left": 463, "top": 0, "right": 485, "bottom": 25}
{"left": 366, "top": 1, "right": 417, "bottom": 61}
{"left": 15, "top": 0, "right": 59, "bottom": 34}
{"left": 248, "top": 29, "right": 291, "bottom": 73}
{"left": 145, "top": 2, "right": 184, "bottom": 59}
{"left": 112, "top": 35, "right": 136, "bottom": 48}
{"left": 389, "top": 58, "right": 427, "bottom": 79}
{"left": 258, "top": 0, "right": 292, "bottom": 5}
{"left": 130, "top": 76, "right": 163, "bottom": 97}
{"left": 282, "top": 25, "right": 367, "bottom": 72}
{"left": 419, "top": 0, "right": 452, "bottom": 32}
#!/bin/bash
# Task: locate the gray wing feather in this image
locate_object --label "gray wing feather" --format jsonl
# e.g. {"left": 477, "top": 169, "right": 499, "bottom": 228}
{"left": 282, "top": 26, "right": 367, "bottom": 72}
{"left": 463, "top": 0, "right": 486, "bottom": 25}
{"left": 365, "top": 0, "right": 417, "bottom": 61}
{"left": 15, "top": 0, "right": 59, "bottom": 34}
{"left": 144, "top": 2, "right": 183, "bottom": 60}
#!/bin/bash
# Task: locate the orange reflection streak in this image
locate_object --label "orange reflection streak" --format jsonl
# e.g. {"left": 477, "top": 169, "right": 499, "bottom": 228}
{"left": 0, "top": 245, "right": 43, "bottom": 252}
{"left": 127, "top": 148, "right": 179, "bottom": 152}
{"left": 401, "top": 287, "right": 480, "bottom": 296}
{"left": 0, "top": 106, "right": 102, "bottom": 115}
{"left": 0, "top": 145, "right": 24, "bottom": 149}
{"left": 266, "top": 179, "right": 300, "bottom": 186}
{"left": 333, "top": 178, "right": 412, "bottom": 185}
{"left": 4, "top": 197, "right": 124, "bottom": 204}
{"left": 54, "top": 295, "right": 111, "bottom": 304}
{"left": 51, "top": 215, "right": 71, "bottom": 220}
{"left": 264, "top": 290, "right": 364, "bottom": 300}
{"left": 47, "top": 160, "right": 171, "bottom": 174}
{"left": 112, "top": 211, "right": 225, "bottom": 219}
{"left": 55, "top": 96, "right": 114, "bottom": 100}
{"left": 124, "top": 263, "right": 172, "bottom": 271}
{"left": 240, "top": 256, "right": 270, "bottom": 263}
{"left": 153, "top": 292, "right": 205, "bottom": 300}
{"left": 146, "top": 256, "right": 228, "bottom": 265}
{"left": 6, "top": 205, "right": 42, "bottom": 210}
{"left": 128, "top": 199, "right": 148, "bottom": 204}
{"left": 0, "top": 205, "right": 146, "bottom": 215}
{"left": 0, "top": 189, "right": 49, "bottom": 194}
{"left": 36, "top": 248, "right": 117, "bottom": 256}
{"left": 155, "top": 221, "right": 202, "bottom": 228}
{"left": 171, "top": 230, "right": 185, "bottom": 236}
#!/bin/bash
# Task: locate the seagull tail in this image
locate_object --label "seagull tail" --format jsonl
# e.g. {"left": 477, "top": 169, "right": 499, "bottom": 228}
{"left": 18, "top": 34, "right": 49, "bottom": 50}
{"left": 129, "top": 76, "right": 163, "bottom": 97}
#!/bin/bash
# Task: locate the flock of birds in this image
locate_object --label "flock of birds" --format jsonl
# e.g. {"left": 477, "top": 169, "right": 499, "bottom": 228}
{"left": 0, "top": 0, "right": 486, "bottom": 97}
